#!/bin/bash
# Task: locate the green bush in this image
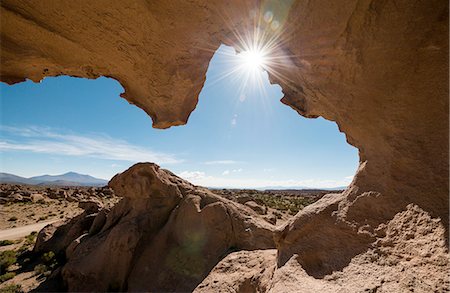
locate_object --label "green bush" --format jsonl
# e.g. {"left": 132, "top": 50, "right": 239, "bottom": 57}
{"left": 0, "top": 241, "right": 14, "bottom": 247}
{"left": 33, "top": 264, "right": 48, "bottom": 276}
{"left": 24, "top": 232, "right": 37, "bottom": 245}
{"left": 42, "top": 251, "right": 55, "bottom": 263}
{"left": 0, "top": 251, "right": 16, "bottom": 275}
{"left": 0, "top": 272, "right": 15, "bottom": 283}
{"left": 0, "top": 284, "right": 22, "bottom": 293}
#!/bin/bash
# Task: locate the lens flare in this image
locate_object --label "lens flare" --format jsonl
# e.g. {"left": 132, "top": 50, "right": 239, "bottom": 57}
{"left": 239, "top": 48, "right": 267, "bottom": 72}
{"left": 198, "top": 2, "right": 297, "bottom": 104}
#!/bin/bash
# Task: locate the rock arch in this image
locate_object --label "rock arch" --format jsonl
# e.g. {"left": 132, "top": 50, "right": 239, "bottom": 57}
{"left": 1, "top": 0, "right": 448, "bottom": 291}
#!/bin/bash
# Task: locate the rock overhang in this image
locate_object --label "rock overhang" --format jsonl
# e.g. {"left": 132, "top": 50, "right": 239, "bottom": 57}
{"left": 0, "top": 0, "right": 448, "bottom": 291}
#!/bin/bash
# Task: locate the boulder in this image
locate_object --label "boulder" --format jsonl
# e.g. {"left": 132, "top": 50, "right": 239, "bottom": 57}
{"left": 10, "top": 193, "right": 23, "bottom": 202}
{"left": 31, "top": 193, "right": 45, "bottom": 203}
{"left": 194, "top": 250, "right": 277, "bottom": 293}
{"left": 34, "top": 212, "right": 96, "bottom": 255}
{"left": 78, "top": 198, "right": 103, "bottom": 213}
{"left": 34, "top": 221, "right": 65, "bottom": 253}
{"left": 60, "top": 163, "right": 275, "bottom": 292}
{"left": 245, "top": 200, "right": 266, "bottom": 215}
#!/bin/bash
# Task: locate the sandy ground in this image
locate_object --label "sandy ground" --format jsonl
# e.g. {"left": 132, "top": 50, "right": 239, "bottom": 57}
{"left": 0, "top": 185, "right": 121, "bottom": 292}
{"left": 0, "top": 201, "right": 82, "bottom": 230}
{"left": 0, "top": 221, "right": 59, "bottom": 241}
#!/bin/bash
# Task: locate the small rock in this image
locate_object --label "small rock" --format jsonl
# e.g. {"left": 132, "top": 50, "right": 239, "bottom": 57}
{"left": 79, "top": 198, "right": 103, "bottom": 213}
{"left": 245, "top": 201, "right": 265, "bottom": 215}
{"left": 31, "top": 193, "right": 45, "bottom": 203}
{"left": 11, "top": 193, "right": 23, "bottom": 202}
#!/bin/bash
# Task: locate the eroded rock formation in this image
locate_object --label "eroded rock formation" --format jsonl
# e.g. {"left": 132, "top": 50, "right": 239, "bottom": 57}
{"left": 1, "top": 0, "right": 448, "bottom": 292}
{"left": 38, "top": 163, "right": 274, "bottom": 291}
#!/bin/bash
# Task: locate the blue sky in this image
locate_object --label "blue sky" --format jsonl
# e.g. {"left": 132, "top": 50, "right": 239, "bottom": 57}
{"left": 0, "top": 45, "right": 358, "bottom": 188}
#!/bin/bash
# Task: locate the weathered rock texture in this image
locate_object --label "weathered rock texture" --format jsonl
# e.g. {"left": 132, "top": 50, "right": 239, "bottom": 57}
{"left": 41, "top": 163, "right": 274, "bottom": 292}
{"left": 1, "top": 0, "right": 448, "bottom": 292}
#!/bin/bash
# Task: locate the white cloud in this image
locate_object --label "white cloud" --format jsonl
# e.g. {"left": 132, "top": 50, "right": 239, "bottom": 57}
{"left": 0, "top": 125, "right": 182, "bottom": 164}
{"left": 204, "top": 160, "right": 240, "bottom": 165}
{"left": 178, "top": 171, "right": 207, "bottom": 181}
{"left": 177, "top": 169, "right": 352, "bottom": 189}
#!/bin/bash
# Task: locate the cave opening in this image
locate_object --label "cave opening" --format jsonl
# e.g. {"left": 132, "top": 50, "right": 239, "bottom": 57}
{"left": 0, "top": 44, "right": 359, "bottom": 228}
{"left": 0, "top": 44, "right": 358, "bottom": 192}
{"left": 0, "top": 0, "right": 447, "bottom": 291}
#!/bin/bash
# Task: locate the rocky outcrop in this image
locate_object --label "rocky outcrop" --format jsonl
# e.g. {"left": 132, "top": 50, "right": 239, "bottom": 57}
{"left": 194, "top": 249, "right": 277, "bottom": 293}
{"left": 1, "top": 0, "right": 448, "bottom": 291}
{"left": 34, "top": 200, "right": 103, "bottom": 255}
{"left": 49, "top": 163, "right": 275, "bottom": 292}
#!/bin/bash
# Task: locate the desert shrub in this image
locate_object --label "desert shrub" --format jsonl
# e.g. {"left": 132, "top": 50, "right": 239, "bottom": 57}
{"left": 33, "top": 264, "right": 47, "bottom": 276}
{"left": 41, "top": 251, "right": 55, "bottom": 263}
{"left": 0, "top": 284, "right": 23, "bottom": 293}
{"left": 38, "top": 216, "right": 48, "bottom": 221}
{"left": 0, "top": 251, "right": 16, "bottom": 274}
{"left": 0, "top": 241, "right": 14, "bottom": 247}
{"left": 16, "top": 232, "right": 38, "bottom": 254}
{"left": 7, "top": 217, "right": 17, "bottom": 222}
{"left": 0, "top": 272, "right": 15, "bottom": 283}
{"left": 251, "top": 193, "right": 317, "bottom": 213}
{"left": 24, "top": 232, "right": 37, "bottom": 245}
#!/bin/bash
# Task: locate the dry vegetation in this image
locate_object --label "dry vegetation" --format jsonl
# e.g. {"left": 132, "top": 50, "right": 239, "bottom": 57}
{"left": 213, "top": 188, "right": 340, "bottom": 225}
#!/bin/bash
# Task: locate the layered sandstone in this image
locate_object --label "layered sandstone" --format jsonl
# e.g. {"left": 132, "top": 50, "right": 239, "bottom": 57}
{"left": 1, "top": 0, "right": 448, "bottom": 292}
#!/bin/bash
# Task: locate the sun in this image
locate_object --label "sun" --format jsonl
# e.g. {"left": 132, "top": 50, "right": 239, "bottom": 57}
{"left": 239, "top": 48, "right": 267, "bottom": 72}
{"left": 207, "top": 5, "right": 294, "bottom": 96}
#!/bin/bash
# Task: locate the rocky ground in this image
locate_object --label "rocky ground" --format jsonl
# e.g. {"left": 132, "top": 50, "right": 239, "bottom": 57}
{"left": 213, "top": 188, "right": 337, "bottom": 225}
{"left": 0, "top": 181, "right": 333, "bottom": 292}
{"left": 0, "top": 184, "right": 121, "bottom": 292}
{"left": 2, "top": 170, "right": 446, "bottom": 292}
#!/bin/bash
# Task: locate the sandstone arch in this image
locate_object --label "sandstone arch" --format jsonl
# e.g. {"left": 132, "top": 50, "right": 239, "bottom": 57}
{"left": 1, "top": 0, "right": 448, "bottom": 291}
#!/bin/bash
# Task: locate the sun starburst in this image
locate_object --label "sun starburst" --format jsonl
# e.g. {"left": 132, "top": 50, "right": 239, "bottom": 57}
{"left": 197, "top": 2, "right": 297, "bottom": 105}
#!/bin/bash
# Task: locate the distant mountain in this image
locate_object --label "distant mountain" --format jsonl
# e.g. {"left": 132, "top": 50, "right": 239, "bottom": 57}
{"left": 30, "top": 172, "right": 107, "bottom": 186}
{"left": 0, "top": 172, "right": 108, "bottom": 187}
{"left": 0, "top": 173, "right": 35, "bottom": 185}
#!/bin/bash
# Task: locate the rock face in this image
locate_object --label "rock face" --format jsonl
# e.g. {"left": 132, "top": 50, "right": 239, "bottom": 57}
{"left": 194, "top": 249, "right": 277, "bottom": 293}
{"left": 51, "top": 163, "right": 274, "bottom": 292}
{"left": 1, "top": 0, "right": 448, "bottom": 292}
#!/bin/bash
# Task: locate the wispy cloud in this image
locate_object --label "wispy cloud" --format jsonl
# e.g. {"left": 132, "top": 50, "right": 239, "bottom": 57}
{"left": 204, "top": 160, "right": 241, "bottom": 165}
{"left": 178, "top": 171, "right": 207, "bottom": 181}
{"left": 0, "top": 125, "right": 182, "bottom": 164}
{"left": 177, "top": 169, "right": 353, "bottom": 189}
{"left": 222, "top": 168, "right": 243, "bottom": 176}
